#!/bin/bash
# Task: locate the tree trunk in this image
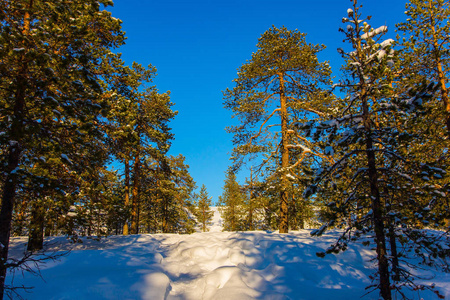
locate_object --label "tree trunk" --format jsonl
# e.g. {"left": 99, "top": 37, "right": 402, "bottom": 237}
{"left": 429, "top": 1, "right": 450, "bottom": 137}
{"left": 44, "top": 210, "right": 53, "bottom": 237}
{"left": 162, "top": 200, "right": 169, "bottom": 233}
{"left": 14, "top": 197, "right": 28, "bottom": 237}
{"left": 291, "top": 194, "right": 299, "bottom": 230}
{"left": 354, "top": 14, "right": 391, "bottom": 298}
{"left": 0, "top": 142, "right": 22, "bottom": 300}
{"left": 0, "top": 2, "right": 32, "bottom": 296}
{"left": 202, "top": 206, "right": 207, "bottom": 232}
{"left": 362, "top": 95, "right": 391, "bottom": 300}
{"left": 27, "top": 200, "right": 45, "bottom": 252}
{"left": 388, "top": 223, "right": 400, "bottom": 282}
{"left": 248, "top": 167, "right": 254, "bottom": 231}
{"left": 231, "top": 203, "right": 235, "bottom": 231}
{"left": 131, "top": 153, "right": 140, "bottom": 234}
{"left": 123, "top": 159, "right": 130, "bottom": 235}
{"left": 279, "top": 73, "right": 289, "bottom": 233}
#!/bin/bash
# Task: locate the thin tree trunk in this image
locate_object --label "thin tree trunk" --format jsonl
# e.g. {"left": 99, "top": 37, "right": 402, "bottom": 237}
{"left": 202, "top": 205, "right": 206, "bottom": 232}
{"left": 162, "top": 200, "right": 169, "bottom": 233}
{"left": 291, "top": 194, "right": 299, "bottom": 230}
{"left": 388, "top": 223, "right": 400, "bottom": 282}
{"left": 279, "top": 73, "right": 289, "bottom": 233}
{"left": 363, "top": 98, "right": 391, "bottom": 300}
{"left": 131, "top": 153, "right": 140, "bottom": 234}
{"left": 14, "top": 197, "right": 28, "bottom": 237}
{"left": 44, "top": 209, "right": 53, "bottom": 237}
{"left": 27, "top": 199, "right": 45, "bottom": 252}
{"left": 231, "top": 203, "right": 235, "bottom": 231}
{"left": 123, "top": 159, "right": 130, "bottom": 235}
{"left": 352, "top": 7, "right": 391, "bottom": 296}
{"left": 248, "top": 167, "right": 254, "bottom": 230}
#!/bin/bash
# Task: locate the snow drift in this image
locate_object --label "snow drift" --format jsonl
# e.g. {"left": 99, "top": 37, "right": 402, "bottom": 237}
{"left": 7, "top": 208, "right": 450, "bottom": 299}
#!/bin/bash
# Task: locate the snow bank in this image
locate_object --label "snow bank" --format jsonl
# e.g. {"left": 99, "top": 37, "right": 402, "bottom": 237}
{"left": 7, "top": 210, "right": 450, "bottom": 299}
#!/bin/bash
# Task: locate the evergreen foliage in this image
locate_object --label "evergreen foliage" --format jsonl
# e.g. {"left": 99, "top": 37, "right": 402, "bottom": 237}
{"left": 397, "top": 0, "right": 450, "bottom": 136}
{"left": 0, "top": 0, "right": 124, "bottom": 297}
{"left": 219, "top": 170, "right": 247, "bottom": 231}
{"left": 1, "top": 0, "right": 449, "bottom": 299}
{"left": 302, "top": 1, "right": 449, "bottom": 299}
{"left": 223, "top": 26, "right": 332, "bottom": 233}
{"left": 195, "top": 185, "right": 214, "bottom": 232}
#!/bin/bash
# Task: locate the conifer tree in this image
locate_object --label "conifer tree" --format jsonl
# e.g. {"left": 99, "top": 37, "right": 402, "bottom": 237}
{"left": 306, "top": 1, "right": 448, "bottom": 299}
{"left": 0, "top": 1, "right": 124, "bottom": 297}
{"left": 224, "top": 26, "right": 331, "bottom": 233}
{"left": 397, "top": 0, "right": 450, "bottom": 136}
{"left": 137, "top": 155, "right": 196, "bottom": 234}
{"left": 396, "top": 0, "right": 450, "bottom": 230}
{"left": 195, "top": 185, "right": 214, "bottom": 232}
{"left": 165, "top": 155, "right": 197, "bottom": 234}
{"left": 219, "top": 170, "right": 246, "bottom": 231}
{"left": 106, "top": 63, "right": 176, "bottom": 234}
{"left": 105, "top": 60, "right": 156, "bottom": 235}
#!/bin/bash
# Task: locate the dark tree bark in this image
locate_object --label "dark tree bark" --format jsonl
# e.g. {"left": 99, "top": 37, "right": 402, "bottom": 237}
{"left": 123, "top": 159, "right": 130, "bottom": 235}
{"left": 130, "top": 153, "right": 140, "bottom": 234}
{"left": 27, "top": 200, "right": 45, "bottom": 252}
{"left": 0, "top": 1, "right": 31, "bottom": 293}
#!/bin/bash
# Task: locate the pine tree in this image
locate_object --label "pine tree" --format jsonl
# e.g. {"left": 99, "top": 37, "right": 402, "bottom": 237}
{"left": 396, "top": 0, "right": 450, "bottom": 230}
{"left": 195, "top": 185, "right": 214, "bottom": 232}
{"left": 0, "top": 1, "right": 124, "bottom": 297}
{"left": 224, "top": 26, "right": 331, "bottom": 233}
{"left": 397, "top": 0, "right": 450, "bottom": 136}
{"left": 105, "top": 60, "right": 157, "bottom": 235}
{"left": 305, "top": 1, "right": 448, "bottom": 299}
{"left": 219, "top": 170, "right": 246, "bottom": 231}
{"left": 138, "top": 155, "right": 196, "bottom": 234}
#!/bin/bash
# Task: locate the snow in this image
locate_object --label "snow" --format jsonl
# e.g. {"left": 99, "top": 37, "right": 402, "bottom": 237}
{"left": 347, "top": 8, "right": 353, "bottom": 17}
{"left": 208, "top": 207, "right": 223, "bottom": 232}
{"left": 61, "top": 154, "right": 72, "bottom": 165}
{"left": 361, "top": 25, "right": 388, "bottom": 40}
{"left": 286, "top": 173, "right": 296, "bottom": 180}
{"left": 380, "top": 38, "right": 394, "bottom": 48}
{"left": 7, "top": 208, "right": 450, "bottom": 300}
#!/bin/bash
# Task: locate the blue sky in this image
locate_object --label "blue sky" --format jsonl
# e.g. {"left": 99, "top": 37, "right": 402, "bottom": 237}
{"left": 108, "top": 0, "right": 407, "bottom": 204}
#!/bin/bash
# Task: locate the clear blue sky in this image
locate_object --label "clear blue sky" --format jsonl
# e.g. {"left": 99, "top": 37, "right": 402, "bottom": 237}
{"left": 108, "top": 0, "right": 407, "bottom": 204}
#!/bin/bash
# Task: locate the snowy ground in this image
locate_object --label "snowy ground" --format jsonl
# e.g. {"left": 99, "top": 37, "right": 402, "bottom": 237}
{"left": 7, "top": 208, "right": 450, "bottom": 300}
{"left": 206, "top": 207, "right": 223, "bottom": 232}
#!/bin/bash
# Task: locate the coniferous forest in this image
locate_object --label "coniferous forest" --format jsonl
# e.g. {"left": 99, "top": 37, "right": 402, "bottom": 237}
{"left": 1, "top": 0, "right": 449, "bottom": 299}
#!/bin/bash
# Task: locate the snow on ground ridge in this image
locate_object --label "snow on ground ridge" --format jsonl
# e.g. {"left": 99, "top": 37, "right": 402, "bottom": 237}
{"left": 7, "top": 208, "right": 450, "bottom": 300}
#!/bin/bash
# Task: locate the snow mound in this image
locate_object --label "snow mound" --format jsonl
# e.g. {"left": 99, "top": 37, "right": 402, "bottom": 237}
{"left": 7, "top": 230, "right": 450, "bottom": 299}
{"left": 208, "top": 206, "right": 223, "bottom": 232}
